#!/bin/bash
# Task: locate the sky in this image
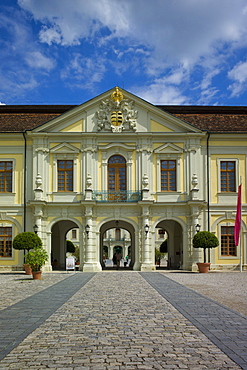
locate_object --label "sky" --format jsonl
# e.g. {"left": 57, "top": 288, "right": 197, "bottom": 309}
{"left": 1, "top": 0, "right": 247, "bottom": 106}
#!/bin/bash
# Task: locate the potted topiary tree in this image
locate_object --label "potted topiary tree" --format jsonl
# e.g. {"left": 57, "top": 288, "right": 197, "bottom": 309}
{"left": 25, "top": 247, "right": 49, "bottom": 279}
{"left": 66, "top": 240, "right": 75, "bottom": 254}
{"left": 13, "top": 232, "right": 42, "bottom": 274}
{"left": 193, "top": 231, "right": 219, "bottom": 273}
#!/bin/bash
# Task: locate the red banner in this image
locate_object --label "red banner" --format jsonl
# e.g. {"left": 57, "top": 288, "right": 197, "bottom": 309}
{"left": 234, "top": 184, "right": 242, "bottom": 246}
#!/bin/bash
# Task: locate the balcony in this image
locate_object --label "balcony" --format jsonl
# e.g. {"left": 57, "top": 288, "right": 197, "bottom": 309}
{"left": 92, "top": 190, "right": 142, "bottom": 203}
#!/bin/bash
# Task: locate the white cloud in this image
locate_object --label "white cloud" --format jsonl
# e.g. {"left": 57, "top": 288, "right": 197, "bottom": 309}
{"left": 133, "top": 77, "right": 189, "bottom": 105}
{"left": 0, "top": 0, "right": 244, "bottom": 104}
{"left": 0, "top": 70, "right": 39, "bottom": 102}
{"left": 0, "top": 5, "right": 56, "bottom": 100}
{"left": 18, "top": 0, "right": 247, "bottom": 62}
{"left": 61, "top": 54, "right": 106, "bottom": 90}
{"left": 228, "top": 60, "right": 247, "bottom": 96}
{"left": 16, "top": 0, "right": 247, "bottom": 103}
{"left": 25, "top": 51, "right": 56, "bottom": 70}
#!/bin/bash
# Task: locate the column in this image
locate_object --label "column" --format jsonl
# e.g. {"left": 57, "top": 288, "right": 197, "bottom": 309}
{"left": 83, "top": 206, "right": 102, "bottom": 272}
{"left": 140, "top": 205, "right": 154, "bottom": 271}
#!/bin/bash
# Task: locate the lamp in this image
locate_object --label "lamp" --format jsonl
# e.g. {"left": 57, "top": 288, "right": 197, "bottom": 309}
{"left": 85, "top": 224, "right": 90, "bottom": 238}
{"left": 144, "top": 224, "right": 149, "bottom": 236}
{"left": 33, "top": 224, "right": 38, "bottom": 234}
{"left": 195, "top": 223, "right": 201, "bottom": 233}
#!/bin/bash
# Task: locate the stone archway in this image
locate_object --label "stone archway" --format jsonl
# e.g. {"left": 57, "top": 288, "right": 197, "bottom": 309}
{"left": 156, "top": 220, "right": 183, "bottom": 269}
{"left": 100, "top": 220, "right": 135, "bottom": 269}
{"left": 51, "top": 220, "right": 79, "bottom": 270}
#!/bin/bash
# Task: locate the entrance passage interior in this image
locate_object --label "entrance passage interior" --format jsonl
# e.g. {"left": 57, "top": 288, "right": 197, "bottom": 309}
{"left": 51, "top": 220, "right": 79, "bottom": 270}
{"left": 100, "top": 220, "right": 134, "bottom": 269}
{"left": 156, "top": 220, "right": 183, "bottom": 269}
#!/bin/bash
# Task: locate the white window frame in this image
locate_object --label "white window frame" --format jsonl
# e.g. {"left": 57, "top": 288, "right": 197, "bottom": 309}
{"left": 0, "top": 223, "right": 13, "bottom": 260}
{"left": 53, "top": 154, "right": 78, "bottom": 193}
{"left": 100, "top": 144, "right": 134, "bottom": 191}
{"left": 218, "top": 223, "right": 239, "bottom": 260}
{"left": 217, "top": 158, "right": 239, "bottom": 193}
{"left": 156, "top": 154, "right": 181, "bottom": 193}
{"left": 0, "top": 159, "right": 16, "bottom": 195}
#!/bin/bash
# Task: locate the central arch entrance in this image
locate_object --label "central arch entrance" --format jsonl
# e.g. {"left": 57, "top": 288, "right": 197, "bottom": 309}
{"left": 100, "top": 220, "right": 135, "bottom": 269}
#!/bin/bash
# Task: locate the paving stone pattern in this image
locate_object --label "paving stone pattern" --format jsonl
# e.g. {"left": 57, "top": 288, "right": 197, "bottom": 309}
{"left": 0, "top": 273, "right": 95, "bottom": 361}
{"left": 0, "top": 272, "right": 72, "bottom": 311}
{"left": 161, "top": 271, "right": 247, "bottom": 316}
{"left": 0, "top": 272, "right": 242, "bottom": 369}
{"left": 142, "top": 272, "right": 247, "bottom": 370}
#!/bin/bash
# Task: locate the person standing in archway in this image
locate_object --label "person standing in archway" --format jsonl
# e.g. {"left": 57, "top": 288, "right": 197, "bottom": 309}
{"left": 113, "top": 252, "right": 117, "bottom": 267}
{"left": 116, "top": 251, "right": 122, "bottom": 270}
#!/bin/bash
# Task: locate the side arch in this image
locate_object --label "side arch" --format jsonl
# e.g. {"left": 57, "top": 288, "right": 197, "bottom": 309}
{"left": 47, "top": 217, "right": 83, "bottom": 270}
{"left": 153, "top": 217, "right": 187, "bottom": 270}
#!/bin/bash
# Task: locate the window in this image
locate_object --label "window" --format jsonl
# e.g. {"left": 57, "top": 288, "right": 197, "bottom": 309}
{"left": 221, "top": 226, "right": 236, "bottom": 256}
{"left": 158, "top": 229, "right": 166, "bottom": 239}
{"left": 0, "top": 161, "right": 12, "bottom": 193}
{"left": 72, "top": 229, "right": 77, "bottom": 239}
{"left": 57, "top": 160, "right": 73, "bottom": 191}
{"left": 220, "top": 161, "right": 236, "bottom": 192}
{"left": 0, "top": 227, "right": 12, "bottom": 257}
{"left": 161, "top": 160, "right": 176, "bottom": 191}
{"left": 115, "top": 228, "right": 120, "bottom": 240}
{"left": 108, "top": 155, "right": 126, "bottom": 200}
{"left": 108, "top": 155, "right": 126, "bottom": 191}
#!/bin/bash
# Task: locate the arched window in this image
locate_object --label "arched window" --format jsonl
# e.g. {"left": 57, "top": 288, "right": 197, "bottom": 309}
{"left": 108, "top": 155, "right": 126, "bottom": 192}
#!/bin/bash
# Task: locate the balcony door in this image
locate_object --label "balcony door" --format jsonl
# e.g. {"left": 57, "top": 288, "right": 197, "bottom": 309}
{"left": 108, "top": 155, "right": 126, "bottom": 200}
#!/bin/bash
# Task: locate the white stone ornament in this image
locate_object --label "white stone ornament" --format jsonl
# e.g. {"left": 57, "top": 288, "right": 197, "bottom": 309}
{"left": 191, "top": 173, "right": 198, "bottom": 190}
{"left": 86, "top": 174, "right": 92, "bottom": 189}
{"left": 95, "top": 87, "right": 138, "bottom": 132}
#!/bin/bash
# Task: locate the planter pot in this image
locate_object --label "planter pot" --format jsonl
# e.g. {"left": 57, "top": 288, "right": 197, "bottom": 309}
{"left": 197, "top": 262, "right": 210, "bottom": 273}
{"left": 32, "top": 271, "right": 42, "bottom": 280}
{"left": 23, "top": 264, "right": 32, "bottom": 275}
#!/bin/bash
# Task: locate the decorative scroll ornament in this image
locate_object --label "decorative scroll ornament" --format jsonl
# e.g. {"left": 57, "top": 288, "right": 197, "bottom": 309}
{"left": 95, "top": 87, "right": 138, "bottom": 132}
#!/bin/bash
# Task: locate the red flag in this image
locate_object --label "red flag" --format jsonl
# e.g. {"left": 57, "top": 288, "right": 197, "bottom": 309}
{"left": 234, "top": 184, "right": 242, "bottom": 246}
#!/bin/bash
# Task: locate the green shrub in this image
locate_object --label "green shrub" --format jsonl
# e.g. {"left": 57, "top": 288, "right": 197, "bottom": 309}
{"left": 193, "top": 231, "right": 219, "bottom": 263}
{"left": 25, "top": 247, "right": 48, "bottom": 272}
{"left": 13, "top": 232, "right": 42, "bottom": 252}
{"left": 66, "top": 240, "right": 75, "bottom": 253}
{"left": 160, "top": 239, "right": 167, "bottom": 253}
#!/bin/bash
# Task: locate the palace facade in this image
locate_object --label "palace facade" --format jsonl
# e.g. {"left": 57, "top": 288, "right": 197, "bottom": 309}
{"left": 0, "top": 87, "right": 246, "bottom": 271}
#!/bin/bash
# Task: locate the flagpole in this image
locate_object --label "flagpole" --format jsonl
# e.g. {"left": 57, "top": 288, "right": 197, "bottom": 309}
{"left": 239, "top": 176, "right": 242, "bottom": 273}
{"left": 234, "top": 176, "right": 242, "bottom": 272}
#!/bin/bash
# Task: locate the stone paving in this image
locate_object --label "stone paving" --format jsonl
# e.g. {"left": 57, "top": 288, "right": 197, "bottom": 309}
{"left": 161, "top": 271, "right": 247, "bottom": 316}
{"left": 142, "top": 272, "right": 247, "bottom": 370}
{"left": 0, "top": 271, "right": 245, "bottom": 369}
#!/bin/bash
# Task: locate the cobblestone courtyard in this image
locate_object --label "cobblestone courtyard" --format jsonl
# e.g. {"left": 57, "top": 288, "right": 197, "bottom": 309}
{"left": 0, "top": 271, "right": 246, "bottom": 369}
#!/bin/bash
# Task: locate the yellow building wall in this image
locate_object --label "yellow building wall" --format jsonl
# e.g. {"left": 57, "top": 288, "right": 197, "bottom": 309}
{"left": 210, "top": 154, "right": 246, "bottom": 203}
{"left": 150, "top": 119, "right": 173, "bottom": 132}
{"left": 0, "top": 153, "right": 23, "bottom": 204}
{"left": 60, "top": 119, "right": 84, "bottom": 132}
{"left": 0, "top": 219, "right": 23, "bottom": 266}
{"left": 210, "top": 215, "right": 247, "bottom": 265}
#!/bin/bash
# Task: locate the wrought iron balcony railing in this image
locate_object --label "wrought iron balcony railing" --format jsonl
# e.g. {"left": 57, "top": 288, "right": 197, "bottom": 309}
{"left": 92, "top": 190, "right": 142, "bottom": 202}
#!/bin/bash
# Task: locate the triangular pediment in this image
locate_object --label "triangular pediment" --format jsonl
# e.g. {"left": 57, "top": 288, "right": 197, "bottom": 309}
{"left": 30, "top": 87, "right": 202, "bottom": 134}
{"left": 154, "top": 143, "right": 184, "bottom": 154}
{"left": 50, "top": 143, "right": 80, "bottom": 154}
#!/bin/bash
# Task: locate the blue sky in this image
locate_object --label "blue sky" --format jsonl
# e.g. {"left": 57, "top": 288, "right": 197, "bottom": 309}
{"left": 1, "top": 0, "right": 247, "bottom": 106}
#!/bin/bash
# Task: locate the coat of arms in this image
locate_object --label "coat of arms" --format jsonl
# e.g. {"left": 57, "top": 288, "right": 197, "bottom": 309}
{"left": 95, "top": 87, "right": 138, "bottom": 132}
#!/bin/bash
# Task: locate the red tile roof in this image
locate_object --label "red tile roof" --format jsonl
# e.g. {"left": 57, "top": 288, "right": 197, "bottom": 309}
{"left": 0, "top": 104, "right": 247, "bottom": 133}
{"left": 158, "top": 106, "right": 247, "bottom": 132}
